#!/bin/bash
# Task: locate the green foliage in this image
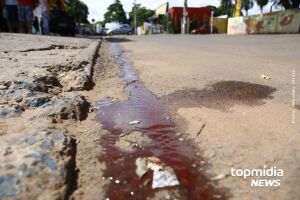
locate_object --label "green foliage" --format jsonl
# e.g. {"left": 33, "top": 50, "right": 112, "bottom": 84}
{"left": 242, "top": 0, "right": 254, "bottom": 16}
{"left": 217, "top": 0, "right": 235, "bottom": 17}
{"left": 207, "top": 6, "right": 221, "bottom": 17}
{"left": 161, "top": 15, "right": 169, "bottom": 32}
{"left": 167, "top": 21, "right": 175, "bottom": 33}
{"left": 104, "top": 0, "right": 127, "bottom": 24}
{"left": 270, "top": 0, "right": 300, "bottom": 9}
{"left": 269, "top": 0, "right": 282, "bottom": 11}
{"left": 67, "top": 0, "right": 89, "bottom": 23}
{"left": 128, "top": 5, "right": 154, "bottom": 27}
{"left": 256, "top": 0, "right": 269, "bottom": 12}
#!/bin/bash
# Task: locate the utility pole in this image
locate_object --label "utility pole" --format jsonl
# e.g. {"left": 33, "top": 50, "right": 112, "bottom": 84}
{"left": 225, "top": 0, "right": 229, "bottom": 17}
{"left": 134, "top": 0, "right": 137, "bottom": 35}
{"left": 182, "top": 0, "right": 188, "bottom": 34}
{"left": 133, "top": 0, "right": 141, "bottom": 35}
{"left": 210, "top": 11, "right": 214, "bottom": 34}
{"left": 234, "top": 0, "right": 242, "bottom": 17}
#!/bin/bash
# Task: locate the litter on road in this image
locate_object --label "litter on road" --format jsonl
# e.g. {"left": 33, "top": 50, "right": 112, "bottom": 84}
{"left": 211, "top": 173, "right": 228, "bottom": 181}
{"left": 129, "top": 120, "right": 140, "bottom": 125}
{"left": 261, "top": 74, "right": 271, "bottom": 80}
{"left": 135, "top": 156, "right": 180, "bottom": 189}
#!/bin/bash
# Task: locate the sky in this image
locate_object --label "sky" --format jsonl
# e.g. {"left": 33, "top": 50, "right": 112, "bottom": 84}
{"left": 81, "top": 0, "right": 281, "bottom": 22}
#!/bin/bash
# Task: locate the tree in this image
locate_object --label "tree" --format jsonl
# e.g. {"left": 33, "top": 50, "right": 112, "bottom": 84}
{"left": 162, "top": 15, "right": 169, "bottom": 32}
{"left": 242, "top": 0, "right": 254, "bottom": 16}
{"left": 270, "top": 0, "right": 300, "bottom": 9}
{"left": 219, "top": 0, "right": 235, "bottom": 17}
{"left": 269, "top": 0, "right": 281, "bottom": 12}
{"left": 67, "top": 0, "right": 89, "bottom": 23}
{"left": 128, "top": 5, "right": 154, "bottom": 27}
{"left": 104, "top": 0, "right": 127, "bottom": 24}
{"left": 256, "top": 0, "right": 269, "bottom": 13}
{"left": 207, "top": 6, "right": 220, "bottom": 16}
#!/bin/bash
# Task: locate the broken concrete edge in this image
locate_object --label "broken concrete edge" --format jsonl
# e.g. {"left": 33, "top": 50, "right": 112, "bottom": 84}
{"left": 51, "top": 40, "right": 101, "bottom": 197}
{"left": 82, "top": 40, "right": 102, "bottom": 79}
{"left": 60, "top": 39, "right": 101, "bottom": 92}
{"left": 64, "top": 137, "right": 78, "bottom": 200}
{"left": 55, "top": 39, "right": 101, "bottom": 92}
{"left": 0, "top": 38, "right": 102, "bottom": 200}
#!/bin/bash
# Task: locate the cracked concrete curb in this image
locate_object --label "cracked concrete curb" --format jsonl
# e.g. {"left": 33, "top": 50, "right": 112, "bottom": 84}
{"left": 58, "top": 40, "right": 101, "bottom": 92}
{"left": 0, "top": 35, "right": 103, "bottom": 200}
{"left": 81, "top": 40, "right": 101, "bottom": 78}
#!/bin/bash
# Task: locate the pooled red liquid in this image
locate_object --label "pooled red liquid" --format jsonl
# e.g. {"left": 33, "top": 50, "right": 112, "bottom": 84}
{"left": 96, "top": 43, "right": 227, "bottom": 200}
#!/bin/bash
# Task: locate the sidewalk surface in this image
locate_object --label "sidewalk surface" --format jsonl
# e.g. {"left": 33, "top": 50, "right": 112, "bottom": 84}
{"left": 0, "top": 33, "right": 100, "bottom": 199}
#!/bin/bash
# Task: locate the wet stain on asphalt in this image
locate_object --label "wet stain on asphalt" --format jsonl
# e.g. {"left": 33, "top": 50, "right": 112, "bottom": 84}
{"left": 161, "top": 81, "right": 276, "bottom": 110}
{"left": 95, "top": 43, "right": 227, "bottom": 200}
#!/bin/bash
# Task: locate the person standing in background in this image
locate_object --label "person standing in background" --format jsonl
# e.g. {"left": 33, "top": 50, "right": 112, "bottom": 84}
{"left": 0, "top": 0, "right": 7, "bottom": 31}
{"left": 32, "top": 15, "right": 39, "bottom": 33}
{"left": 39, "top": 0, "right": 49, "bottom": 34}
{"left": 3, "top": 0, "right": 19, "bottom": 32}
{"left": 17, "top": 0, "right": 35, "bottom": 33}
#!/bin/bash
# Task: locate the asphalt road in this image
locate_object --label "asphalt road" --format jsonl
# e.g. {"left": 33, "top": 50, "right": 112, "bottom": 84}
{"left": 116, "top": 34, "right": 300, "bottom": 200}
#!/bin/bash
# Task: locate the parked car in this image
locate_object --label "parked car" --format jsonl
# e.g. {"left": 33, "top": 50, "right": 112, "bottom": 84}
{"left": 96, "top": 24, "right": 108, "bottom": 35}
{"left": 106, "top": 24, "right": 132, "bottom": 35}
{"left": 191, "top": 25, "right": 218, "bottom": 34}
{"left": 96, "top": 27, "right": 108, "bottom": 36}
{"left": 49, "top": 10, "right": 76, "bottom": 36}
{"left": 78, "top": 23, "right": 93, "bottom": 35}
{"left": 100, "top": 28, "right": 109, "bottom": 36}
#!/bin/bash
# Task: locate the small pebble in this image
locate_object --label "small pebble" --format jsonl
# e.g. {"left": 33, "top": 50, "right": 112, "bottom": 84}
{"left": 0, "top": 85, "right": 7, "bottom": 90}
{"left": 208, "top": 152, "right": 216, "bottom": 158}
{"left": 176, "top": 133, "right": 182, "bottom": 136}
{"left": 213, "top": 194, "right": 222, "bottom": 199}
{"left": 130, "top": 192, "right": 134, "bottom": 196}
{"left": 211, "top": 174, "right": 227, "bottom": 181}
{"left": 179, "top": 138, "right": 184, "bottom": 141}
{"left": 4, "top": 164, "right": 15, "bottom": 170}
{"left": 115, "top": 180, "right": 120, "bottom": 184}
{"left": 3, "top": 147, "right": 13, "bottom": 156}
{"left": 109, "top": 177, "right": 113, "bottom": 180}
